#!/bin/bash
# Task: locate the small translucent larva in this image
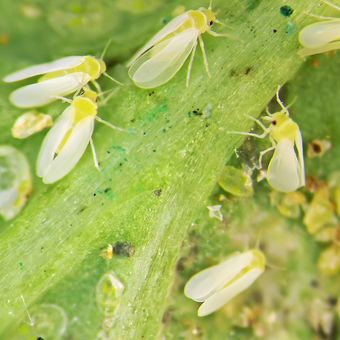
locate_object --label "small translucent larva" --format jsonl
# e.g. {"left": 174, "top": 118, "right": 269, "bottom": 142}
{"left": 230, "top": 86, "right": 305, "bottom": 193}
{"left": 184, "top": 249, "right": 266, "bottom": 317}
{"left": 96, "top": 271, "right": 124, "bottom": 318}
{"left": 11, "top": 111, "right": 53, "bottom": 139}
{"left": 0, "top": 145, "right": 32, "bottom": 220}
{"left": 298, "top": 0, "right": 340, "bottom": 57}
{"left": 36, "top": 87, "right": 124, "bottom": 184}
{"left": 127, "top": 0, "right": 230, "bottom": 88}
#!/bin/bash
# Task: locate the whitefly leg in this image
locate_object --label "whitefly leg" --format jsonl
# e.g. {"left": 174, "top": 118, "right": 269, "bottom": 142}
{"left": 322, "top": 0, "right": 340, "bottom": 11}
{"left": 304, "top": 12, "right": 340, "bottom": 20}
{"left": 103, "top": 72, "right": 124, "bottom": 86}
{"left": 198, "top": 36, "right": 211, "bottom": 78}
{"left": 186, "top": 41, "right": 197, "bottom": 87}
{"left": 257, "top": 145, "right": 275, "bottom": 170}
{"left": 95, "top": 116, "right": 125, "bottom": 132}
{"left": 227, "top": 130, "right": 270, "bottom": 139}
{"left": 244, "top": 114, "right": 268, "bottom": 132}
{"left": 90, "top": 137, "right": 100, "bottom": 171}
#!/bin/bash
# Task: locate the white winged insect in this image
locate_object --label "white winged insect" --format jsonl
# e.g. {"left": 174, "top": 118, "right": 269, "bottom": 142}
{"left": 127, "top": 0, "right": 231, "bottom": 88}
{"left": 299, "top": 0, "right": 340, "bottom": 57}
{"left": 230, "top": 86, "right": 305, "bottom": 193}
{"left": 36, "top": 87, "right": 123, "bottom": 184}
{"left": 184, "top": 249, "right": 266, "bottom": 317}
{"left": 3, "top": 42, "right": 120, "bottom": 109}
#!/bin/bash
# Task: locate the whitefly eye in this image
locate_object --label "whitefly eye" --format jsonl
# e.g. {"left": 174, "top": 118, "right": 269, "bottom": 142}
{"left": 209, "top": 20, "right": 214, "bottom": 26}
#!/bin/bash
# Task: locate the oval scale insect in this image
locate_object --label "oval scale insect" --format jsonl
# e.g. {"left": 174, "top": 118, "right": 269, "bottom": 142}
{"left": 299, "top": 0, "right": 340, "bottom": 57}
{"left": 128, "top": 0, "right": 230, "bottom": 88}
{"left": 230, "top": 86, "right": 305, "bottom": 193}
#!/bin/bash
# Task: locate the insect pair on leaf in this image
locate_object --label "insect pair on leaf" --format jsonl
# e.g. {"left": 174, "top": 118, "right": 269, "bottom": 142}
{"left": 4, "top": 54, "right": 123, "bottom": 184}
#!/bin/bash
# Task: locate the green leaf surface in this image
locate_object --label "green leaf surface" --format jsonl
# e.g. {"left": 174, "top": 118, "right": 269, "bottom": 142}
{"left": 0, "top": 0, "right": 337, "bottom": 339}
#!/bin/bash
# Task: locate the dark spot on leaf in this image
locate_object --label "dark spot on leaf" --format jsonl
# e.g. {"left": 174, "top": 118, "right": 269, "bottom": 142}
{"left": 280, "top": 5, "right": 294, "bottom": 17}
{"left": 312, "top": 142, "right": 322, "bottom": 153}
{"left": 148, "top": 91, "right": 155, "bottom": 96}
{"left": 104, "top": 187, "right": 111, "bottom": 194}
{"left": 229, "top": 69, "right": 237, "bottom": 77}
{"left": 153, "top": 189, "right": 162, "bottom": 197}
{"left": 310, "top": 279, "right": 319, "bottom": 288}
{"left": 78, "top": 206, "right": 87, "bottom": 214}
{"left": 328, "top": 296, "right": 337, "bottom": 306}
{"left": 244, "top": 66, "right": 252, "bottom": 75}
{"left": 113, "top": 242, "right": 135, "bottom": 257}
{"left": 273, "top": 29, "right": 278, "bottom": 33}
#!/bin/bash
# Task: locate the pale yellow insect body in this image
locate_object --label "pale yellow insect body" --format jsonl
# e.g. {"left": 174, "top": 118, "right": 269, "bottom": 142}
{"left": 230, "top": 86, "right": 305, "bottom": 193}
{"left": 184, "top": 249, "right": 266, "bottom": 317}
{"left": 3, "top": 56, "right": 107, "bottom": 108}
{"left": 128, "top": 3, "right": 227, "bottom": 88}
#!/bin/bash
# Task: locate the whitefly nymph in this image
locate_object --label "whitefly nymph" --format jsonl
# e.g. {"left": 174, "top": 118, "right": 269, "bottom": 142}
{"left": 0, "top": 145, "right": 32, "bottom": 220}
{"left": 127, "top": 1, "right": 230, "bottom": 88}
{"left": 3, "top": 55, "right": 106, "bottom": 108}
{"left": 230, "top": 86, "right": 305, "bottom": 193}
{"left": 36, "top": 88, "right": 123, "bottom": 184}
{"left": 184, "top": 249, "right": 266, "bottom": 317}
{"left": 299, "top": 0, "right": 340, "bottom": 57}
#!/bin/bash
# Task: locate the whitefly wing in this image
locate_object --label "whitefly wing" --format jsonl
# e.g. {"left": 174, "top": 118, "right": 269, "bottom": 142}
{"left": 42, "top": 117, "right": 95, "bottom": 184}
{"left": 36, "top": 106, "right": 75, "bottom": 178}
{"left": 184, "top": 251, "right": 254, "bottom": 303}
{"left": 129, "top": 28, "right": 199, "bottom": 88}
{"left": 295, "top": 129, "right": 305, "bottom": 187}
{"left": 127, "top": 12, "right": 190, "bottom": 66}
{"left": 267, "top": 139, "right": 302, "bottom": 192}
{"left": 198, "top": 267, "right": 263, "bottom": 317}
{"left": 299, "top": 20, "right": 340, "bottom": 48}
{"left": 10, "top": 72, "right": 91, "bottom": 108}
{"left": 3, "top": 56, "right": 85, "bottom": 82}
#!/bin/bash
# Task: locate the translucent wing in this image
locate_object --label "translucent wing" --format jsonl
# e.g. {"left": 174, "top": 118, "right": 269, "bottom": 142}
{"left": 197, "top": 267, "right": 263, "bottom": 317}
{"left": 184, "top": 251, "right": 253, "bottom": 302}
{"left": 41, "top": 117, "right": 95, "bottom": 184}
{"left": 36, "top": 106, "right": 75, "bottom": 178}
{"left": 129, "top": 28, "right": 199, "bottom": 88}
{"left": 267, "top": 139, "right": 302, "bottom": 192}
{"left": 127, "top": 12, "right": 190, "bottom": 66}
{"left": 295, "top": 129, "right": 305, "bottom": 186}
{"left": 299, "top": 20, "right": 340, "bottom": 48}
{"left": 3, "top": 56, "right": 85, "bottom": 82}
{"left": 10, "top": 72, "right": 91, "bottom": 108}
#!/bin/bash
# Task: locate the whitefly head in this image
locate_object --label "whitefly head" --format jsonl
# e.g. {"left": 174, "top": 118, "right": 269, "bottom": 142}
{"left": 184, "top": 249, "right": 266, "bottom": 317}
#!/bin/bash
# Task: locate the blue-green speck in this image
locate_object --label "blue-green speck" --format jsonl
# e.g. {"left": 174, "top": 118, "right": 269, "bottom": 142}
{"left": 280, "top": 5, "right": 294, "bottom": 17}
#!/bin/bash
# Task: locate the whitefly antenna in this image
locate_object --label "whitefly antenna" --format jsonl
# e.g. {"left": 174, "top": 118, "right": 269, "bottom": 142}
{"left": 101, "top": 38, "right": 113, "bottom": 60}
{"left": 322, "top": 0, "right": 340, "bottom": 11}
{"left": 276, "top": 85, "right": 290, "bottom": 116}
